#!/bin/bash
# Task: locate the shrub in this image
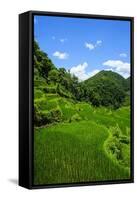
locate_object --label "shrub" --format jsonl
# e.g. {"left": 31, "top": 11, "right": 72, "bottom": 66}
{"left": 34, "top": 106, "right": 62, "bottom": 127}
{"left": 105, "top": 124, "right": 130, "bottom": 167}
{"left": 34, "top": 105, "right": 52, "bottom": 126}
{"left": 34, "top": 89, "right": 44, "bottom": 99}
{"left": 119, "top": 136, "right": 129, "bottom": 144}
{"left": 70, "top": 113, "right": 81, "bottom": 122}
{"left": 43, "top": 86, "right": 57, "bottom": 93}
{"left": 110, "top": 124, "right": 122, "bottom": 138}
{"left": 35, "top": 99, "right": 57, "bottom": 111}
{"left": 48, "top": 69, "right": 59, "bottom": 83}
{"left": 51, "top": 108, "right": 62, "bottom": 122}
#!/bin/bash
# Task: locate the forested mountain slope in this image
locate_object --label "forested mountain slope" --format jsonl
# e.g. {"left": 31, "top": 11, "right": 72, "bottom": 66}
{"left": 83, "top": 70, "right": 130, "bottom": 108}
{"left": 34, "top": 40, "right": 130, "bottom": 126}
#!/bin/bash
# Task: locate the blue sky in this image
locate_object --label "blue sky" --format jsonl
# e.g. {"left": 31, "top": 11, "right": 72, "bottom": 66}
{"left": 34, "top": 15, "right": 130, "bottom": 80}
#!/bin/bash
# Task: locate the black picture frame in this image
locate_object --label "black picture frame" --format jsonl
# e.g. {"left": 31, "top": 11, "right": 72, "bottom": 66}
{"left": 19, "top": 10, "right": 134, "bottom": 189}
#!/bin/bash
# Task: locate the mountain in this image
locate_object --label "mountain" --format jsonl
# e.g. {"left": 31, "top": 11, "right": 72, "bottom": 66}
{"left": 85, "top": 70, "right": 128, "bottom": 91}
{"left": 82, "top": 70, "right": 130, "bottom": 108}
{"left": 34, "top": 40, "right": 130, "bottom": 113}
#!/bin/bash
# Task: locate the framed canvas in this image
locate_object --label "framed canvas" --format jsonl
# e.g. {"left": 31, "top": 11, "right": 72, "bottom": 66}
{"left": 19, "top": 11, "right": 134, "bottom": 189}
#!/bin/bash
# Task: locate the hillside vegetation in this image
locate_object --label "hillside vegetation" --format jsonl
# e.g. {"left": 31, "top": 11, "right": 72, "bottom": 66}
{"left": 83, "top": 70, "right": 130, "bottom": 108}
{"left": 34, "top": 41, "right": 131, "bottom": 185}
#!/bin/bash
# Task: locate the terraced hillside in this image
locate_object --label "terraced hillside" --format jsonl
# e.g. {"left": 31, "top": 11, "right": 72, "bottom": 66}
{"left": 33, "top": 41, "right": 131, "bottom": 185}
{"left": 34, "top": 85, "right": 130, "bottom": 185}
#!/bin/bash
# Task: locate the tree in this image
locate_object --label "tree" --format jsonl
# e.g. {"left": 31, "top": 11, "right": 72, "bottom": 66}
{"left": 34, "top": 40, "right": 55, "bottom": 79}
{"left": 48, "top": 69, "right": 59, "bottom": 83}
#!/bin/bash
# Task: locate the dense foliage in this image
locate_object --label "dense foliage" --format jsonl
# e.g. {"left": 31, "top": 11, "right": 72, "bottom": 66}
{"left": 83, "top": 71, "right": 130, "bottom": 108}
{"left": 33, "top": 40, "right": 131, "bottom": 185}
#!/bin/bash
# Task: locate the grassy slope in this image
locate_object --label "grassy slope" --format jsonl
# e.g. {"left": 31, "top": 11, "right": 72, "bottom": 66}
{"left": 34, "top": 121, "right": 129, "bottom": 185}
{"left": 34, "top": 91, "right": 130, "bottom": 185}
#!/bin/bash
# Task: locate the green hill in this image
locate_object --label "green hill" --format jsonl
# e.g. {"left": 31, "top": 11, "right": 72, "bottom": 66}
{"left": 85, "top": 70, "right": 128, "bottom": 90}
{"left": 34, "top": 40, "right": 130, "bottom": 126}
{"left": 34, "top": 40, "right": 130, "bottom": 110}
{"left": 82, "top": 70, "right": 129, "bottom": 108}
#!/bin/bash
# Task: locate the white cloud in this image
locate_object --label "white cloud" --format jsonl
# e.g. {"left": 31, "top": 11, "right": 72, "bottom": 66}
{"left": 120, "top": 53, "right": 127, "bottom": 57}
{"left": 103, "top": 60, "right": 130, "bottom": 78}
{"left": 53, "top": 51, "right": 69, "bottom": 59}
{"left": 85, "top": 42, "right": 95, "bottom": 50}
{"left": 60, "top": 38, "right": 67, "bottom": 43}
{"left": 70, "top": 62, "right": 99, "bottom": 81}
{"left": 85, "top": 40, "right": 102, "bottom": 50}
{"left": 96, "top": 40, "right": 102, "bottom": 46}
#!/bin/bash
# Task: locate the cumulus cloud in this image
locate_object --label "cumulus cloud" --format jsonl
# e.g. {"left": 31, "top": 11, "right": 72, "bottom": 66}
{"left": 85, "top": 40, "right": 102, "bottom": 50}
{"left": 85, "top": 42, "right": 95, "bottom": 50}
{"left": 53, "top": 51, "right": 69, "bottom": 59}
{"left": 70, "top": 62, "right": 99, "bottom": 81}
{"left": 120, "top": 53, "right": 127, "bottom": 57}
{"left": 103, "top": 60, "right": 130, "bottom": 78}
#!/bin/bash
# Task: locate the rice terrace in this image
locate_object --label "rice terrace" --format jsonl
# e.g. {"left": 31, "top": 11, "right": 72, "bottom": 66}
{"left": 33, "top": 15, "right": 131, "bottom": 185}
